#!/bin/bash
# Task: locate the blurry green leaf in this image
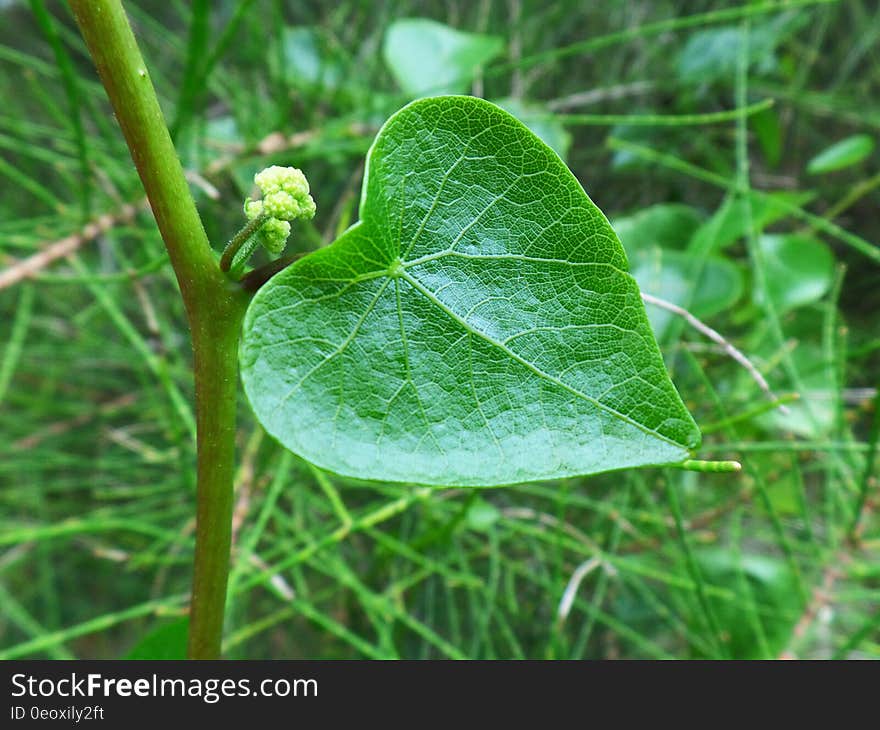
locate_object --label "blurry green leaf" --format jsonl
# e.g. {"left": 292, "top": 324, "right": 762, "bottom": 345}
{"left": 630, "top": 248, "right": 743, "bottom": 338}
{"left": 466, "top": 499, "right": 501, "bottom": 531}
{"left": 124, "top": 618, "right": 189, "bottom": 660}
{"left": 204, "top": 115, "right": 241, "bottom": 146}
{"left": 281, "top": 27, "right": 345, "bottom": 91}
{"left": 695, "top": 191, "right": 816, "bottom": 251}
{"left": 749, "top": 191, "right": 817, "bottom": 230}
{"left": 383, "top": 19, "right": 503, "bottom": 98}
{"left": 807, "top": 134, "right": 875, "bottom": 175}
{"left": 754, "top": 307, "right": 839, "bottom": 439}
{"left": 755, "top": 233, "right": 835, "bottom": 314}
{"left": 677, "top": 13, "right": 804, "bottom": 85}
{"left": 695, "top": 549, "right": 801, "bottom": 659}
{"left": 608, "top": 124, "right": 657, "bottom": 169}
{"left": 631, "top": 251, "right": 689, "bottom": 340}
{"left": 763, "top": 341, "right": 835, "bottom": 439}
{"left": 240, "top": 97, "right": 700, "bottom": 486}
{"left": 751, "top": 105, "right": 783, "bottom": 168}
{"left": 493, "top": 97, "right": 572, "bottom": 160}
{"left": 763, "top": 464, "right": 804, "bottom": 515}
{"left": 693, "top": 256, "right": 744, "bottom": 318}
{"left": 613, "top": 204, "right": 704, "bottom": 254}
{"left": 616, "top": 203, "right": 743, "bottom": 337}
{"left": 679, "top": 27, "right": 747, "bottom": 83}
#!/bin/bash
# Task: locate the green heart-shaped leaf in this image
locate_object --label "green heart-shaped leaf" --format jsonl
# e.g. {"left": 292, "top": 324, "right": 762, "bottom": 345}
{"left": 240, "top": 96, "right": 700, "bottom": 486}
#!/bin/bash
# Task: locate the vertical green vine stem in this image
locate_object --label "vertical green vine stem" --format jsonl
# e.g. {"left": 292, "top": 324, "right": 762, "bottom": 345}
{"left": 68, "top": 0, "right": 249, "bottom": 659}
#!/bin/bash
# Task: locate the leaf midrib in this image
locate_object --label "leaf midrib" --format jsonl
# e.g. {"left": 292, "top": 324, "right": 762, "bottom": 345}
{"left": 400, "top": 269, "right": 684, "bottom": 449}
{"left": 261, "top": 233, "right": 684, "bottom": 452}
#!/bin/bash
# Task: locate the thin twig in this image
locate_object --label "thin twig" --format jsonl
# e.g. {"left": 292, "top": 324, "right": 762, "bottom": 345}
{"left": 231, "top": 429, "right": 264, "bottom": 547}
{"left": 204, "top": 122, "right": 372, "bottom": 177}
{"left": 11, "top": 394, "right": 137, "bottom": 451}
{"left": 556, "top": 557, "right": 617, "bottom": 624}
{"left": 779, "top": 557, "right": 845, "bottom": 659}
{"left": 0, "top": 202, "right": 140, "bottom": 291}
{"left": 641, "top": 291, "right": 789, "bottom": 414}
{"left": 0, "top": 122, "right": 371, "bottom": 291}
{"left": 547, "top": 81, "right": 654, "bottom": 111}
{"left": 184, "top": 168, "right": 220, "bottom": 200}
{"left": 500, "top": 506, "right": 606, "bottom": 550}
{"left": 248, "top": 553, "right": 295, "bottom": 601}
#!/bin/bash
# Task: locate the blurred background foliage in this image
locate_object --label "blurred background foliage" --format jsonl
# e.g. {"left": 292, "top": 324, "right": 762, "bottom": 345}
{"left": 0, "top": 0, "right": 878, "bottom": 659}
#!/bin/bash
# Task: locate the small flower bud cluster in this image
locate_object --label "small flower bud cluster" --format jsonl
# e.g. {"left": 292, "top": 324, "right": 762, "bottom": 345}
{"left": 244, "top": 166, "right": 316, "bottom": 255}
